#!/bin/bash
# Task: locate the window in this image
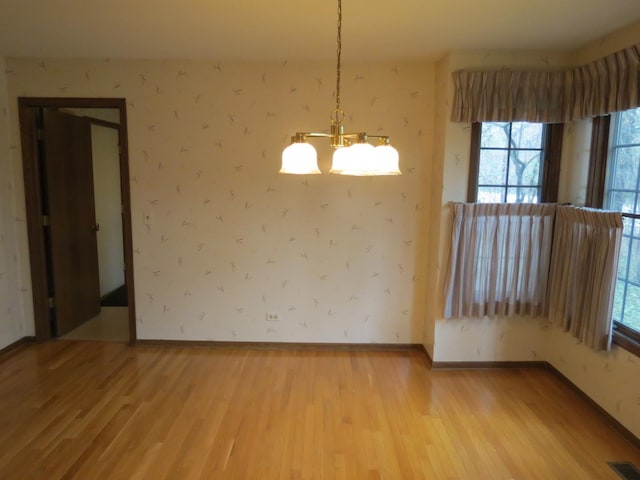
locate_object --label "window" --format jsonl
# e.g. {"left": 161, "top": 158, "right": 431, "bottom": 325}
{"left": 601, "top": 107, "right": 640, "bottom": 348}
{"left": 468, "top": 122, "right": 563, "bottom": 203}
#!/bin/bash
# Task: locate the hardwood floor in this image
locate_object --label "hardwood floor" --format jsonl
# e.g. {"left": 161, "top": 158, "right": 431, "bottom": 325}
{"left": 0, "top": 341, "right": 638, "bottom": 479}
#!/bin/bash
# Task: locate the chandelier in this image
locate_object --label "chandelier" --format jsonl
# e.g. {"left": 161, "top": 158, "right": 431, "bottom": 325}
{"left": 280, "top": 0, "right": 401, "bottom": 176}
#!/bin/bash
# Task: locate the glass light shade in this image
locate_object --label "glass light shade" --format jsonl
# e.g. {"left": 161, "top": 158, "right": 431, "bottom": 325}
{"left": 329, "top": 145, "right": 352, "bottom": 174}
{"left": 370, "top": 144, "right": 401, "bottom": 175}
{"left": 330, "top": 143, "right": 376, "bottom": 175}
{"left": 280, "top": 142, "right": 321, "bottom": 174}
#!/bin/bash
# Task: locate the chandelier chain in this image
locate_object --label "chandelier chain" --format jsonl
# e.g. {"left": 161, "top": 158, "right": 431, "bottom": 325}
{"left": 280, "top": 0, "right": 400, "bottom": 175}
{"left": 335, "top": 0, "right": 342, "bottom": 113}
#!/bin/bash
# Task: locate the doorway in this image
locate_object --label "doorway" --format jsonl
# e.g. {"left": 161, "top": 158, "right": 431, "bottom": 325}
{"left": 18, "top": 98, "right": 136, "bottom": 343}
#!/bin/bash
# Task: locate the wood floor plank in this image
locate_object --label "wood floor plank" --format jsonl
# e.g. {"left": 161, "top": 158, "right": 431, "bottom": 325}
{"left": 0, "top": 341, "right": 638, "bottom": 479}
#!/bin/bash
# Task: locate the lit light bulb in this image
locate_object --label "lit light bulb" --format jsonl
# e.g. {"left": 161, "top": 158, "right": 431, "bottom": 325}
{"left": 329, "top": 145, "right": 351, "bottom": 174}
{"left": 330, "top": 142, "right": 376, "bottom": 175}
{"left": 371, "top": 144, "right": 401, "bottom": 175}
{"left": 280, "top": 142, "right": 321, "bottom": 174}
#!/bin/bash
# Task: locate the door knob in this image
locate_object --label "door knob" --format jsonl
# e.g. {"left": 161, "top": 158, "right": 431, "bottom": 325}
{"left": 91, "top": 224, "right": 100, "bottom": 232}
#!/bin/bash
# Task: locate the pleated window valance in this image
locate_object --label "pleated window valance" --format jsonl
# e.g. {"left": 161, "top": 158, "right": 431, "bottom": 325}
{"left": 451, "top": 44, "right": 640, "bottom": 123}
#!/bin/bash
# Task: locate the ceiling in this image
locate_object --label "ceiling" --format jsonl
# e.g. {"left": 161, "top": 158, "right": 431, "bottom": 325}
{"left": 0, "top": 0, "right": 639, "bottom": 62}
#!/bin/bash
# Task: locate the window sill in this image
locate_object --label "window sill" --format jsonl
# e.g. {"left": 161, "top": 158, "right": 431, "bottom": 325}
{"left": 612, "top": 324, "right": 640, "bottom": 357}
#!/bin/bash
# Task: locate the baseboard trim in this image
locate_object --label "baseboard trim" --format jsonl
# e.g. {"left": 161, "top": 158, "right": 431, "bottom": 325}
{"left": 544, "top": 362, "right": 640, "bottom": 450}
{"left": 432, "top": 358, "right": 639, "bottom": 448}
{"left": 421, "top": 345, "right": 434, "bottom": 367}
{"left": 135, "top": 339, "right": 427, "bottom": 353}
{"left": 2, "top": 337, "right": 637, "bottom": 447}
{"left": 0, "top": 336, "right": 36, "bottom": 362}
{"left": 431, "top": 360, "right": 548, "bottom": 369}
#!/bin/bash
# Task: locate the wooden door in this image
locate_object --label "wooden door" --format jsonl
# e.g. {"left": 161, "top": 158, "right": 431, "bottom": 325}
{"left": 43, "top": 109, "right": 101, "bottom": 335}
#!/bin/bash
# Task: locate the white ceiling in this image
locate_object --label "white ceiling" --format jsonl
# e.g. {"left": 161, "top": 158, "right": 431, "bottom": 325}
{"left": 0, "top": 0, "right": 639, "bottom": 61}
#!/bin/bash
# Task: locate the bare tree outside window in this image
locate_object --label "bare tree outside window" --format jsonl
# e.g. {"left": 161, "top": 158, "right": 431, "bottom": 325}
{"left": 476, "top": 122, "right": 545, "bottom": 203}
{"left": 604, "top": 107, "right": 640, "bottom": 334}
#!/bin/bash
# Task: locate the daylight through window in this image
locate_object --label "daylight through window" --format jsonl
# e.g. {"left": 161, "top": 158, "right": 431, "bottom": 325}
{"left": 604, "top": 106, "right": 640, "bottom": 335}
{"left": 468, "top": 122, "right": 562, "bottom": 204}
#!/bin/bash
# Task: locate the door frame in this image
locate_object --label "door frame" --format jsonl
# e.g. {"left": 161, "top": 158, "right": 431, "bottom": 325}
{"left": 18, "top": 97, "right": 136, "bottom": 343}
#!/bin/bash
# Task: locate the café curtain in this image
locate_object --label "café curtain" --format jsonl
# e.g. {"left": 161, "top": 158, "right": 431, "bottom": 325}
{"left": 443, "top": 203, "right": 556, "bottom": 319}
{"left": 547, "top": 206, "right": 623, "bottom": 351}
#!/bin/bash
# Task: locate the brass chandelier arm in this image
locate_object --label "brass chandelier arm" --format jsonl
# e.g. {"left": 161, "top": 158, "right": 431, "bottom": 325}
{"left": 363, "top": 135, "right": 393, "bottom": 145}
{"left": 280, "top": 0, "right": 400, "bottom": 175}
{"left": 340, "top": 133, "right": 391, "bottom": 143}
{"left": 290, "top": 132, "right": 333, "bottom": 142}
{"left": 290, "top": 131, "right": 392, "bottom": 146}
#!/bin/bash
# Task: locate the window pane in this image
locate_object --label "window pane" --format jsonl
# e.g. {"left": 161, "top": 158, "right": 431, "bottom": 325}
{"left": 477, "top": 186, "right": 505, "bottom": 203}
{"left": 606, "top": 107, "right": 640, "bottom": 337}
{"left": 617, "top": 108, "right": 640, "bottom": 146}
{"left": 618, "top": 234, "right": 630, "bottom": 278}
{"left": 478, "top": 150, "right": 508, "bottom": 185}
{"left": 608, "top": 191, "right": 636, "bottom": 214}
{"left": 610, "top": 147, "right": 640, "bottom": 190}
{"left": 622, "top": 284, "right": 640, "bottom": 331}
{"left": 629, "top": 239, "right": 640, "bottom": 285}
{"left": 480, "top": 123, "right": 510, "bottom": 148}
{"left": 630, "top": 217, "right": 640, "bottom": 242}
{"left": 474, "top": 121, "right": 550, "bottom": 205}
{"left": 626, "top": 314, "right": 640, "bottom": 333}
{"left": 510, "top": 122, "right": 544, "bottom": 149}
{"left": 507, "top": 150, "right": 541, "bottom": 186}
{"left": 612, "top": 280, "right": 625, "bottom": 321}
{"left": 506, "top": 187, "right": 539, "bottom": 203}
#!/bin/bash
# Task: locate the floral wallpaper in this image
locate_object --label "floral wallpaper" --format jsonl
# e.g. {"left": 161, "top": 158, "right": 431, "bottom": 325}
{"left": 547, "top": 329, "right": 640, "bottom": 438}
{"left": 5, "top": 58, "right": 434, "bottom": 344}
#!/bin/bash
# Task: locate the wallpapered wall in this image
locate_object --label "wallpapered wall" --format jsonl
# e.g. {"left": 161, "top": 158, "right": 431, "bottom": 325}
{"left": 4, "top": 58, "right": 434, "bottom": 344}
{"left": 0, "top": 57, "right": 28, "bottom": 348}
{"left": 547, "top": 329, "right": 640, "bottom": 438}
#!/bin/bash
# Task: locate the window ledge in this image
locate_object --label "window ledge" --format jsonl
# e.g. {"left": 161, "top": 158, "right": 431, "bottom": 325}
{"left": 612, "top": 324, "right": 640, "bottom": 357}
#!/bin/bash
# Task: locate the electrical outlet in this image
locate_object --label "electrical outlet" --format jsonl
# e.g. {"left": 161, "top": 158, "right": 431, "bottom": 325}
{"left": 266, "top": 312, "right": 279, "bottom": 322}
